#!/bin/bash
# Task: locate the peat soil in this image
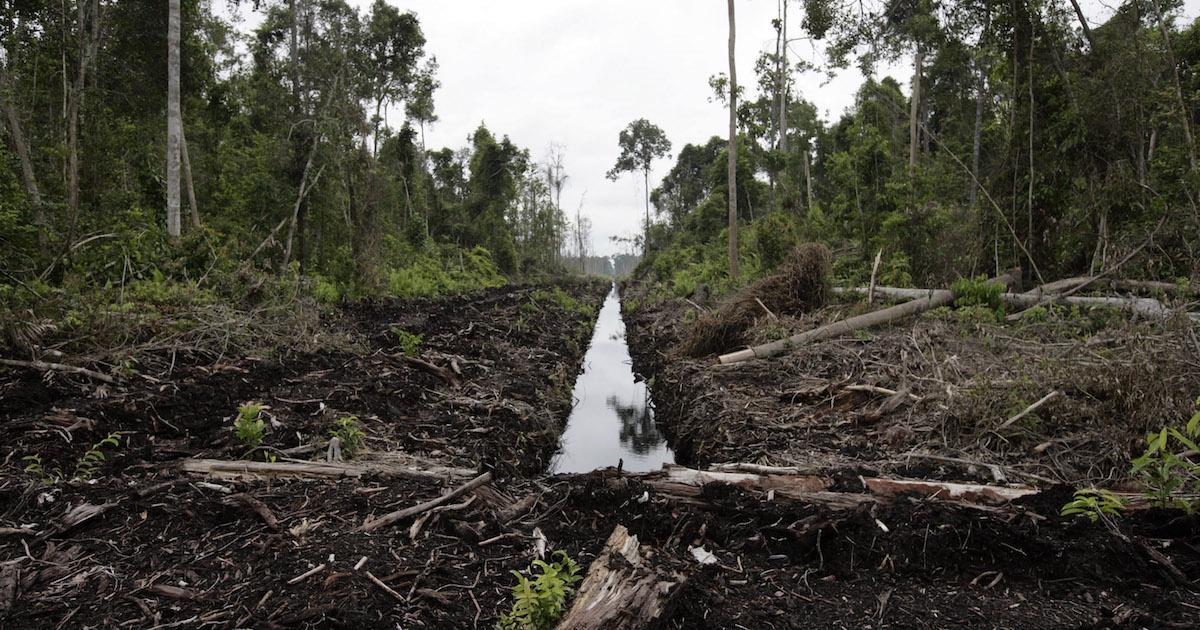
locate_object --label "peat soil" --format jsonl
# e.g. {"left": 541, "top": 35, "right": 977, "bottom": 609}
{"left": 618, "top": 278, "right": 1200, "bottom": 628}
{"left": 1, "top": 278, "right": 1199, "bottom": 628}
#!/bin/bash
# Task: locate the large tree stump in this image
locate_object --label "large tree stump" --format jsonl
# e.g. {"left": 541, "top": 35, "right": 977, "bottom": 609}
{"left": 557, "top": 524, "right": 686, "bottom": 629}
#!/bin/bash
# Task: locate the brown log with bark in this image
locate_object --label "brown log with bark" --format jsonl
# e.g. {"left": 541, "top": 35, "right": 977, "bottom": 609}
{"left": 557, "top": 524, "right": 687, "bottom": 630}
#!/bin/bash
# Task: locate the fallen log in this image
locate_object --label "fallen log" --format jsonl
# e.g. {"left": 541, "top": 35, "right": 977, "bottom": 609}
{"left": 1023, "top": 276, "right": 1197, "bottom": 298}
{"left": 833, "top": 286, "right": 1180, "bottom": 319}
{"left": 179, "top": 458, "right": 475, "bottom": 482}
{"left": 0, "top": 357, "right": 115, "bottom": 383}
{"left": 720, "top": 269, "right": 1020, "bottom": 364}
{"left": 359, "top": 471, "right": 492, "bottom": 532}
{"left": 633, "top": 464, "right": 1037, "bottom": 508}
{"left": 557, "top": 524, "right": 687, "bottom": 630}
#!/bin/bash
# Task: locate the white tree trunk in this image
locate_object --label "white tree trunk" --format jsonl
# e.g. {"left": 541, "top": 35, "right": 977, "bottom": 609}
{"left": 908, "top": 42, "right": 923, "bottom": 170}
{"left": 727, "top": 0, "right": 739, "bottom": 282}
{"left": 182, "top": 127, "right": 200, "bottom": 229}
{"left": 166, "top": 0, "right": 182, "bottom": 242}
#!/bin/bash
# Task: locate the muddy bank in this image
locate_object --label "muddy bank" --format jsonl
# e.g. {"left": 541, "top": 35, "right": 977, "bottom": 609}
{"left": 4, "top": 465, "right": 1199, "bottom": 628}
{"left": 4, "top": 276, "right": 1200, "bottom": 628}
{"left": 613, "top": 277, "right": 1200, "bottom": 626}
{"left": 1, "top": 280, "right": 608, "bottom": 482}
{"left": 622, "top": 278, "right": 1200, "bottom": 486}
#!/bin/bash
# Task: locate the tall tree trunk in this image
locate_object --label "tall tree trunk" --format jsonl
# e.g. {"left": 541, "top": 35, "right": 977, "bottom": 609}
{"left": 0, "top": 58, "right": 45, "bottom": 244}
{"left": 908, "top": 42, "right": 923, "bottom": 170}
{"left": 289, "top": 0, "right": 300, "bottom": 112}
{"left": 182, "top": 128, "right": 200, "bottom": 229}
{"left": 777, "top": 0, "right": 788, "bottom": 156}
{"left": 803, "top": 148, "right": 813, "bottom": 211}
{"left": 1067, "top": 0, "right": 1096, "bottom": 50}
{"left": 642, "top": 167, "right": 650, "bottom": 248}
{"left": 283, "top": 136, "right": 319, "bottom": 267}
{"left": 727, "top": 0, "right": 739, "bottom": 283}
{"left": 970, "top": 58, "right": 986, "bottom": 207}
{"left": 64, "top": 0, "right": 99, "bottom": 249}
{"left": 1153, "top": 4, "right": 1198, "bottom": 175}
{"left": 167, "top": 0, "right": 182, "bottom": 243}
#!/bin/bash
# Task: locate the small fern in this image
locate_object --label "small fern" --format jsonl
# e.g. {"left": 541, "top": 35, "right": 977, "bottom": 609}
{"left": 499, "top": 551, "right": 582, "bottom": 630}
{"left": 74, "top": 432, "right": 121, "bottom": 480}
{"left": 22, "top": 454, "right": 62, "bottom": 484}
{"left": 1061, "top": 488, "right": 1125, "bottom": 523}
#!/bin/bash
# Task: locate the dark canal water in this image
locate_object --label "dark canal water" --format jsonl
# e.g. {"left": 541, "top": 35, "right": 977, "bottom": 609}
{"left": 549, "top": 283, "right": 675, "bottom": 473}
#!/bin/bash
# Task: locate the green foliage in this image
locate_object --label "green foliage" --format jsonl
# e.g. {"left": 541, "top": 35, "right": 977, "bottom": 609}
{"left": 22, "top": 432, "right": 122, "bottom": 484}
{"left": 311, "top": 275, "right": 342, "bottom": 305}
{"left": 234, "top": 403, "right": 267, "bottom": 450}
{"left": 392, "top": 328, "right": 423, "bottom": 357}
{"left": 530, "top": 287, "right": 596, "bottom": 319}
{"left": 499, "top": 551, "right": 583, "bottom": 630}
{"left": 952, "top": 276, "right": 1004, "bottom": 312}
{"left": 331, "top": 416, "right": 366, "bottom": 458}
{"left": 1130, "top": 397, "right": 1200, "bottom": 510}
{"left": 75, "top": 433, "right": 122, "bottom": 481}
{"left": 384, "top": 246, "right": 505, "bottom": 298}
{"left": 22, "top": 455, "right": 61, "bottom": 485}
{"left": 1061, "top": 488, "right": 1125, "bottom": 523}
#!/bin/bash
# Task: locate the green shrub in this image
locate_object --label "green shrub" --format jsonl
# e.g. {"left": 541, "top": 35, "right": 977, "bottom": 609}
{"left": 331, "top": 416, "right": 366, "bottom": 458}
{"left": 1061, "top": 488, "right": 1125, "bottom": 522}
{"left": 234, "top": 403, "right": 267, "bottom": 450}
{"left": 499, "top": 551, "right": 583, "bottom": 630}
{"left": 952, "top": 275, "right": 1004, "bottom": 312}
{"left": 1130, "top": 396, "right": 1200, "bottom": 510}
{"left": 530, "top": 287, "right": 595, "bottom": 319}
{"left": 75, "top": 433, "right": 122, "bottom": 480}
{"left": 391, "top": 327, "right": 423, "bottom": 357}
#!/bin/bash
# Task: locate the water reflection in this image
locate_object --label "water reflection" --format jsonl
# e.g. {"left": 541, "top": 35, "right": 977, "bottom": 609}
{"left": 608, "top": 393, "right": 667, "bottom": 456}
{"left": 549, "top": 283, "right": 675, "bottom": 473}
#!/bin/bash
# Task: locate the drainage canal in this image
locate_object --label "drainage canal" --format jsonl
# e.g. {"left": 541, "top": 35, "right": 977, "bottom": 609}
{"left": 549, "top": 282, "right": 675, "bottom": 473}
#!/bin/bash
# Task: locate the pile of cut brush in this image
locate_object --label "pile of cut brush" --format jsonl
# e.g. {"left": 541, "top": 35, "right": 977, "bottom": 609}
{"left": 677, "top": 243, "right": 832, "bottom": 357}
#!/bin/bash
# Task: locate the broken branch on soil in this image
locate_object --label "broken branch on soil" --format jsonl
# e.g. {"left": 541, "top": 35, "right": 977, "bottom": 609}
{"left": 0, "top": 357, "right": 115, "bottom": 383}
{"left": 359, "top": 471, "right": 493, "bottom": 532}
{"left": 996, "top": 391, "right": 1061, "bottom": 431}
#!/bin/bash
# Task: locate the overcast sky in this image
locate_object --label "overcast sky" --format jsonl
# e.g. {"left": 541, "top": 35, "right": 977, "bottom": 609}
{"left": 226, "top": 0, "right": 1200, "bottom": 256}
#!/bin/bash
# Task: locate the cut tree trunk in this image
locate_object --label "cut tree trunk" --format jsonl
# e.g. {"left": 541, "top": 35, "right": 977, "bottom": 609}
{"left": 557, "top": 524, "right": 687, "bottom": 630}
{"left": 1022, "top": 276, "right": 1198, "bottom": 297}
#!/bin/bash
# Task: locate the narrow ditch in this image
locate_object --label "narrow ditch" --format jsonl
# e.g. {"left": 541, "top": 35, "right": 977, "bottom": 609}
{"left": 549, "top": 282, "right": 675, "bottom": 473}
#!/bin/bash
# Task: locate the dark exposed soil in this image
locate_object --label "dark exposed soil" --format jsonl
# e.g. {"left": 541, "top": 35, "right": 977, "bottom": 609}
{"left": 620, "top": 278, "right": 1200, "bottom": 628}
{"left": 2, "top": 277, "right": 1200, "bottom": 628}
